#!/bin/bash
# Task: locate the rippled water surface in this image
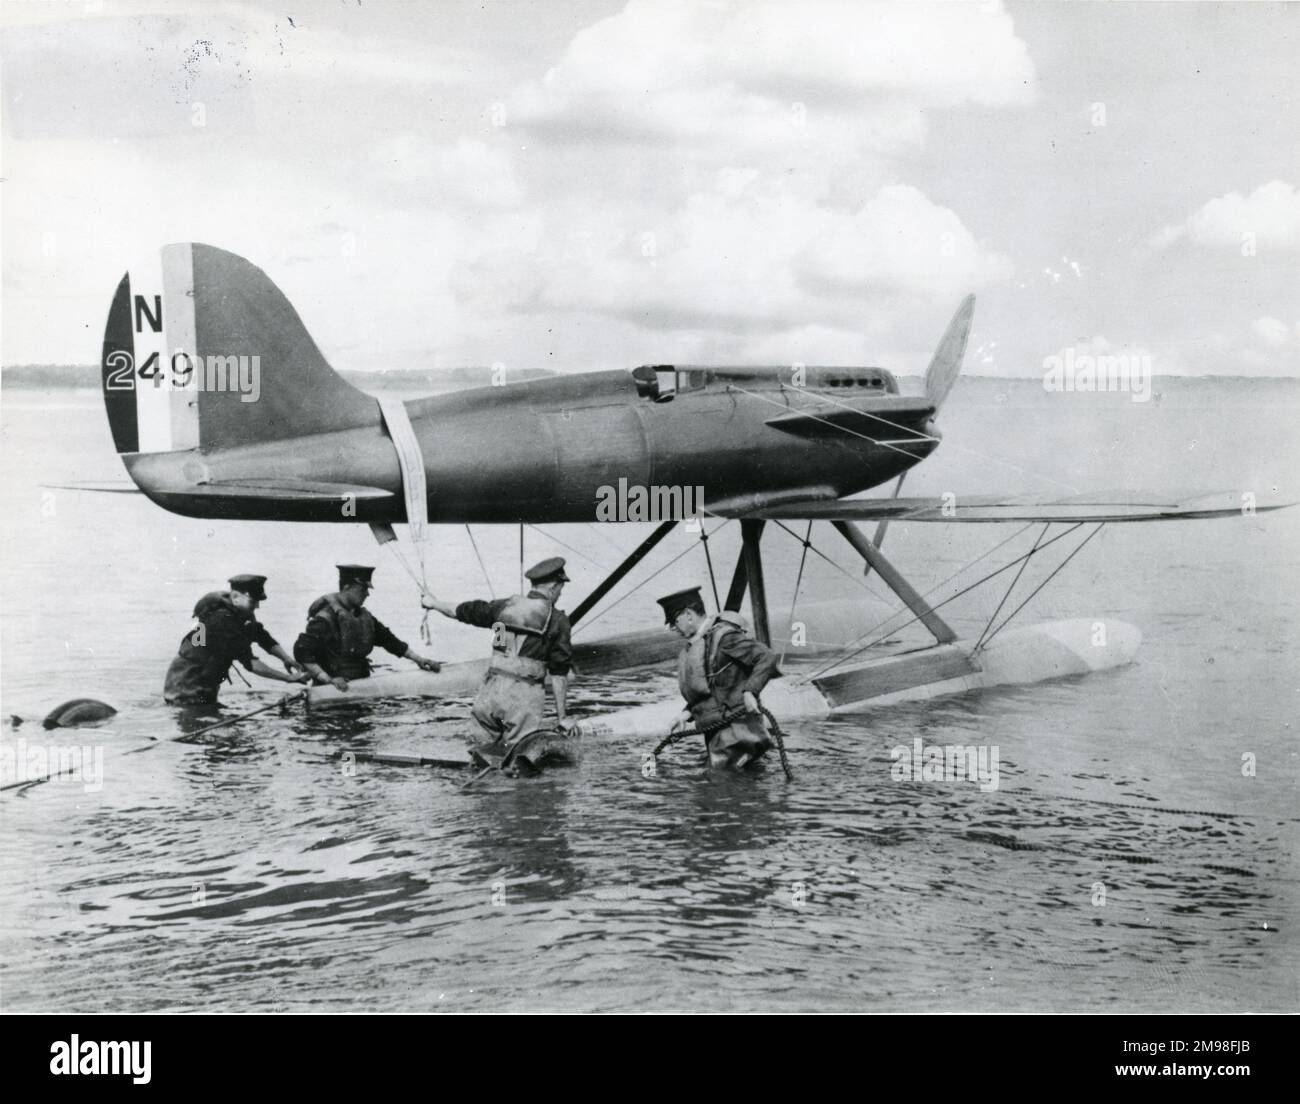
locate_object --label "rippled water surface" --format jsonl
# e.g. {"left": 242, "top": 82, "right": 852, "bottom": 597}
{"left": 2, "top": 380, "right": 1297, "bottom": 1011}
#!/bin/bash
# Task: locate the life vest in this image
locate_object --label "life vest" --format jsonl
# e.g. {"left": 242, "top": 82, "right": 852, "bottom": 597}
{"left": 309, "top": 593, "right": 378, "bottom": 678}
{"left": 677, "top": 611, "right": 749, "bottom": 724}
{"left": 487, "top": 594, "right": 553, "bottom": 683}
{"left": 193, "top": 590, "right": 237, "bottom": 620}
{"left": 163, "top": 593, "right": 249, "bottom": 702}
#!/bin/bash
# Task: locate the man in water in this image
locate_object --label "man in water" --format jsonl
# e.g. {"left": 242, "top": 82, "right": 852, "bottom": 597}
{"left": 294, "top": 564, "right": 441, "bottom": 690}
{"left": 164, "top": 574, "right": 307, "bottom": 705}
{"left": 421, "top": 557, "right": 572, "bottom": 756}
{"left": 658, "top": 586, "right": 781, "bottom": 769}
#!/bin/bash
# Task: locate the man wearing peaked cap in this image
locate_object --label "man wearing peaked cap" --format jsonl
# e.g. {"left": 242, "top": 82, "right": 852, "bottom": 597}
{"left": 229, "top": 573, "right": 268, "bottom": 601}
{"left": 659, "top": 585, "right": 781, "bottom": 769}
{"left": 423, "top": 557, "right": 573, "bottom": 756}
{"left": 336, "top": 564, "right": 375, "bottom": 590}
{"left": 656, "top": 586, "right": 703, "bottom": 626}
{"left": 525, "top": 556, "right": 570, "bottom": 585}
{"left": 164, "top": 573, "right": 307, "bottom": 705}
{"left": 294, "top": 564, "right": 441, "bottom": 692}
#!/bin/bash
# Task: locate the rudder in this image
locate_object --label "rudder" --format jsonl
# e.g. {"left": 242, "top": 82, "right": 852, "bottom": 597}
{"left": 100, "top": 243, "right": 379, "bottom": 456}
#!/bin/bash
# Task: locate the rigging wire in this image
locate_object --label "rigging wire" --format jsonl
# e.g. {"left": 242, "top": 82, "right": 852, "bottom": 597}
{"left": 464, "top": 524, "right": 495, "bottom": 598}
{"left": 767, "top": 518, "right": 894, "bottom": 609}
{"left": 784, "top": 382, "right": 1082, "bottom": 495}
{"left": 698, "top": 521, "right": 721, "bottom": 610}
{"left": 978, "top": 524, "right": 1106, "bottom": 651}
{"left": 803, "top": 521, "right": 1036, "bottom": 667}
{"left": 525, "top": 522, "right": 610, "bottom": 570}
{"left": 973, "top": 522, "right": 1050, "bottom": 652}
{"left": 725, "top": 383, "right": 933, "bottom": 467}
{"left": 778, "top": 520, "right": 814, "bottom": 666}
{"left": 576, "top": 520, "right": 725, "bottom": 636}
{"left": 798, "top": 523, "right": 1087, "bottom": 683}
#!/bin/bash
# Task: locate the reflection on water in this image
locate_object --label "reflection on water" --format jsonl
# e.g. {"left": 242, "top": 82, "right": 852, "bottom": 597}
{"left": 4, "top": 669, "right": 1291, "bottom": 1013}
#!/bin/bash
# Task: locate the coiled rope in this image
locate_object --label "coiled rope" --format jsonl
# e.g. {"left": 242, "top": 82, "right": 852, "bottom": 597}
{"left": 651, "top": 703, "right": 793, "bottom": 780}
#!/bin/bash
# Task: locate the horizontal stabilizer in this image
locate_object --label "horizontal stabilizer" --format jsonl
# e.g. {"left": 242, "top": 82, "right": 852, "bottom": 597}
{"left": 43, "top": 481, "right": 143, "bottom": 494}
{"left": 185, "top": 478, "right": 393, "bottom": 502}
{"left": 50, "top": 476, "right": 392, "bottom": 503}
{"left": 738, "top": 490, "right": 1295, "bottom": 524}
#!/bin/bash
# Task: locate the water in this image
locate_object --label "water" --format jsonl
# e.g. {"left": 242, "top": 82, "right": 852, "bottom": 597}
{"left": 1, "top": 378, "right": 1297, "bottom": 1011}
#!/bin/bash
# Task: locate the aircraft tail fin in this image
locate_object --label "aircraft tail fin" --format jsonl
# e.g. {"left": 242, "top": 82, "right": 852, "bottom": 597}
{"left": 924, "top": 294, "right": 975, "bottom": 410}
{"left": 101, "top": 243, "right": 378, "bottom": 456}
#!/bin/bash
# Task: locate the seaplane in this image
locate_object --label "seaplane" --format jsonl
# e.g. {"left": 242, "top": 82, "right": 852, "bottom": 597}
{"left": 87, "top": 242, "right": 1290, "bottom": 752}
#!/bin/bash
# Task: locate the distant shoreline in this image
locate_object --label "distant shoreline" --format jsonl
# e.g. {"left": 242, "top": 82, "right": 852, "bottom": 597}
{"left": 1, "top": 364, "right": 1296, "bottom": 389}
{"left": 0, "top": 364, "right": 558, "bottom": 390}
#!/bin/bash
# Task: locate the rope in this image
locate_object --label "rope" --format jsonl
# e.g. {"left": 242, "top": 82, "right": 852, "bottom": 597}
{"left": 1003, "top": 787, "right": 1244, "bottom": 822}
{"left": 650, "top": 703, "right": 793, "bottom": 780}
{"left": 382, "top": 540, "right": 435, "bottom": 644}
{"left": 763, "top": 704, "right": 794, "bottom": 781}
{"left": 175, "top": 690, "right": 308, "bottom": 743}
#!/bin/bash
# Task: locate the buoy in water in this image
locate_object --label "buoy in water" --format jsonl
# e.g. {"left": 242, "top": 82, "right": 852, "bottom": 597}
{"left": 42, "top": 699, "right": 117, "bottom": 729}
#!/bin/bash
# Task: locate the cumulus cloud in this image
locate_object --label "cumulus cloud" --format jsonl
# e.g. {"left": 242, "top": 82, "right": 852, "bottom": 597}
{"left": 1249, "top": 316, "right": 1293, "bottom": 348}
{"left": 516, "top": 1, "right": 1033, "bottom": 136}
{"left": 1149, "top": 180, "right": 1300, "bottom": 252}
{"left": 454, "top": 174, "right": 1008, "bottom": 346}
{"left": 4, "top": 0, "right": 1033, "bottom": 370}
{"left": 798, "top": 184, "right": 1012, "bottom": 299}
{"left": 474, "top": 1, "right": 1030, "bottom": 348}
{"left": 372, "top": 136, "right": 525, "bottom": 209}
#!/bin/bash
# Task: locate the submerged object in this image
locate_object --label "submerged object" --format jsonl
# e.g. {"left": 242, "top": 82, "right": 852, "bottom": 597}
{"left": 464, "top": 727, "right": 579, "bottom": 776}
{"left": 502, "top": 727, "right": 580, "bottom": 774}
{"left": 42, "top": 699, "right": 118, "bottom": 730}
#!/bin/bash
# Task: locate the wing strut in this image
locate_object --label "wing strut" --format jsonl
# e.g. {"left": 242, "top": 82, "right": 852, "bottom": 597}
{"left": 570, "top": 520, "right": 678, "bottom": 627}
{"left": 832, "top": 520, "right": 957, "bottom": 644}
{"left": 720, "top": 519, "right": 773, "bottom": 645}
{"left": 740, "top": 519, "right": 771, "bottom": 645}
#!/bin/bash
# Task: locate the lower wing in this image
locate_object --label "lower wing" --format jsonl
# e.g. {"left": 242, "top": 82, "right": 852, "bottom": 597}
{"left": 723, "top": 490, "right": 1294, "bottom": 523}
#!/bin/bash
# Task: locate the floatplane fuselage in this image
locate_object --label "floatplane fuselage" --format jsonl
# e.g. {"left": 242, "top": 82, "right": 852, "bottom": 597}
{"left": 103, "top": 247, "right": 939, "bottom": 525}
{"left": 87, "top": 243, "right": 1290, "bottom": 725}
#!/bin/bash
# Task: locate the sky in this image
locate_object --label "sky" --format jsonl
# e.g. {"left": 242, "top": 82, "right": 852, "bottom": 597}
{"left": 2, "top": 0, "right": 1298, "bottom": 377}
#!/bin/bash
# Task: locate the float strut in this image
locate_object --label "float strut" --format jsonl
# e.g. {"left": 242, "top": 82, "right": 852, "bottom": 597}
{"left": 832, "top": 520, "right": 956, "bottom": 644}
{"left": 570, "top": 519, "right": 679, "bottom": 626}
{"left": 730, "top": 519, "right": 771, "bottom": 645}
